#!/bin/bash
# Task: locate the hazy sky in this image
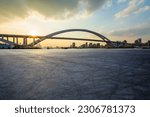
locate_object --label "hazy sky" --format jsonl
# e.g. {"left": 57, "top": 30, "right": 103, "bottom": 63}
{"left": 0, "top": 0, "right": 150, "bottom": 46}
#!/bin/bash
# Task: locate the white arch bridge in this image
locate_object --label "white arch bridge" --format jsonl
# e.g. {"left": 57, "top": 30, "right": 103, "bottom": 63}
{"left": 0, "top": 29, "right": 116, "bottom": 47}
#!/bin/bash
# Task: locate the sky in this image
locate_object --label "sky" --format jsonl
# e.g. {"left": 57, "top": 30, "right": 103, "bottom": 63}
{"left": 0, "top": 0, "right": 150, "bottom": 46}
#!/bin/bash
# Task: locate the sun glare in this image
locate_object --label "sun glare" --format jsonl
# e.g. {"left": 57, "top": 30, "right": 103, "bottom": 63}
{"left": 29, "top": 30, "right": 38, "bottom": 36}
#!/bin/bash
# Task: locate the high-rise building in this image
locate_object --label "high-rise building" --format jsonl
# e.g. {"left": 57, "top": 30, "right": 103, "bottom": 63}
{"left": 135, "top": 38, "right": 142, "bottom": 47}
{"left": 70, "top": 42, "right": 76, "bottom": 48}
{"left": 89, "top": 43, "right": 93, "bottom": 48}
{"left": 96, "top": 43, "right": 100, "bottom": 48}
{"left": 148, "top": 40, "right": 150, "bottom": 46}
{"left": 85, "top": 42, "right": 88, "bottom": 48}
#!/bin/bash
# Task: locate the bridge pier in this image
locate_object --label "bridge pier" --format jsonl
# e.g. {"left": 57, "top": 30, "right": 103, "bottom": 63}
{"left": 16, "top": 37, "right": 18, "bottom": 44}
{"left": 23, "top": 38, "right": 27, "bottom": 45}
{"left": 6, "top": 36, "right": 9, "bottom": 41}
{"left": 26, "top": 38, "right": 28, "bottom": 45}
{"left": 13, "top": 37, "right": 15, "bottom": 43}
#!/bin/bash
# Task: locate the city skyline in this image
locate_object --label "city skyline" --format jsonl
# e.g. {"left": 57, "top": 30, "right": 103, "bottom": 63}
{"left": 0, "top": 0, "right": 150, "bottom": 46}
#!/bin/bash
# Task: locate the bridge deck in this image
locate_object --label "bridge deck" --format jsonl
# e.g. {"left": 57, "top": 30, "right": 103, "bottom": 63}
{"left": 0, "top": 34, "right": 112, "bottom": 43}
{"left": 0, "top": 34, "right": 43, "bottom": 38}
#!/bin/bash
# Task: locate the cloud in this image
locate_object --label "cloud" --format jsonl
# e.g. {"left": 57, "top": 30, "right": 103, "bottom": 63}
{"left": 83, "top": 0, "right": 106, "bottom": 12}
{"left": 0, "top": 0, "right": 28, "bottom": 23}
{"left": 0, "top": 0, "right": 108, "bottom": 23}
{"left": 134, "top": 6, "right": 150, "bottom": 14}
{"left": 110, "top": 23, "right": 150, "bottom": 37}
{"left": 26, "top": 0, "right": 79, "bottom": 19}
{"left": 117, "top": 0, "right": 128, "bottom": 3}
{"left": 115, "top": 0, "right": 150, "bottom": 18}
{"left": 104, "top": 0, "right": 113, "bottom": 8}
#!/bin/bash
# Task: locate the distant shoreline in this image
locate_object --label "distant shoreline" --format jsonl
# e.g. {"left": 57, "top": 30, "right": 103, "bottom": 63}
{"left": 0, "top": 47, "right": 150, "bottom": 50}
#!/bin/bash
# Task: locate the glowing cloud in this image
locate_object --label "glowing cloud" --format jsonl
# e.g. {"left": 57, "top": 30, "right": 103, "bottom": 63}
{"left": 0, "top": 0, "right": 108, "bottom": 23}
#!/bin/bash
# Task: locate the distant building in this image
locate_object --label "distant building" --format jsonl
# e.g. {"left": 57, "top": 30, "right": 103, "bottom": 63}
{"left": 148, "top": 40, "right": 150, "bottom": 46}
{"left": 80, "top": 44, "right": 86, "bottom": 48}
{"left": 134, "top": 38, "right": 142, "bottom": 47}
{"left": 96, "top": 43, "right": 100, "bottom": 48}
{"left": 70, "top": 42, "right": 76, "bottom": 48}
{"left": 89, "top": 43, "right": 93, "bottom": 48}
{"left": 143, "top": 40, "right": 150, "bottom": 49}
{"left": 79, "top": 42, "right": 100, "bottom": 48}
{"left": 122, "top": 40, "right": 128, "bottom": 47}
{"left": 85, "top": 42, "right": 88, "bottom": 48}
{"left": 113, "top": 41, "right": 122, "bottom": 47}
{"left": 88, "top": 43, "right": 100, "bottom": 48}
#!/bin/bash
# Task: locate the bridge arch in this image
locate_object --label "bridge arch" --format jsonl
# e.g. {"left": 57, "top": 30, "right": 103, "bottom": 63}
{"left": 28, "top": 29, "right": 114, "bottom": 47}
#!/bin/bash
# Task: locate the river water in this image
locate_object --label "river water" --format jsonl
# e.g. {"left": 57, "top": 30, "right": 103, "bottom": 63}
{"left": 0, "top": 49, "right": 150, "bottom": 100}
